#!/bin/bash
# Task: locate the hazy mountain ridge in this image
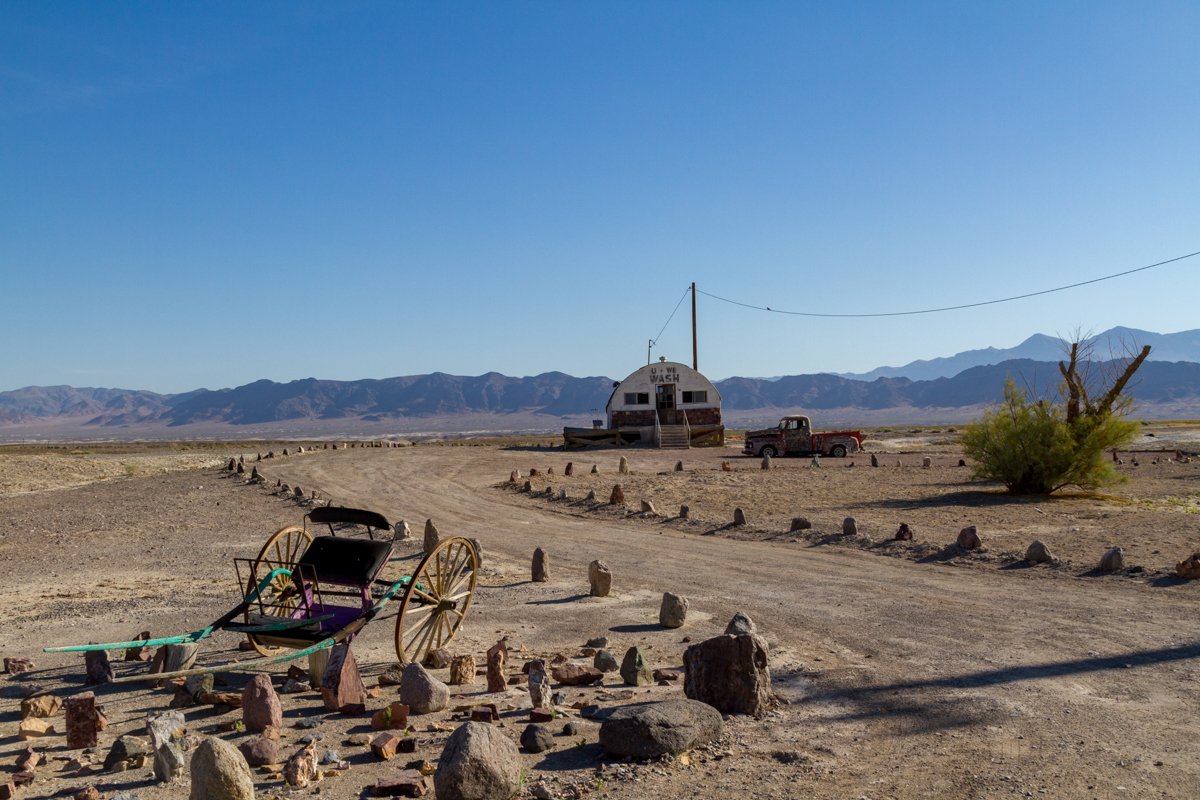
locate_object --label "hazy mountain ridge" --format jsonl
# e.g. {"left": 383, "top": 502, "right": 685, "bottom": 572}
{"left": 838, "top": 327, "right": 1200, "bottom": 382}
{"left": 4, "top": 359, "right": 1200, "bottom": 431}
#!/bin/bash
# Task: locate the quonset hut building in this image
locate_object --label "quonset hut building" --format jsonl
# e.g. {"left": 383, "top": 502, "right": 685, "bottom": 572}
{"left": 563, "top": 359, "right": 724, "bottom": 449}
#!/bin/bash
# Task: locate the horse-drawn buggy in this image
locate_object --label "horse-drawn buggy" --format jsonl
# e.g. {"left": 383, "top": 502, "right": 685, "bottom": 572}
{"left": 46, "top": 507, "right": 478, "bottom": 682}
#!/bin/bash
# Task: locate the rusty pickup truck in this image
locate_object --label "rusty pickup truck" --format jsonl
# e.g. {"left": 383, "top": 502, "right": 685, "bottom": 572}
{"left": 743, "top": 415, "right": 864, "bottom": 458}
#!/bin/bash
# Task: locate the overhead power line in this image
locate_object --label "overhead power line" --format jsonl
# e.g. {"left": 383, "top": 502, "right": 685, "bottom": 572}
{"left": 696, "top": 249, "right": 1200, "bottom": 319}
{"left": 649, "top": 285, "right": 692, "bottom": 349}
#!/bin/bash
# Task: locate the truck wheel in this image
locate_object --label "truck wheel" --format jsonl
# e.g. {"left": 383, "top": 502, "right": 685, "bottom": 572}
{"left": 830, "top": 445, "right": 847, "bottom": 458}
{"left": 760, "top": 445, "right": 777, "bottom": 458}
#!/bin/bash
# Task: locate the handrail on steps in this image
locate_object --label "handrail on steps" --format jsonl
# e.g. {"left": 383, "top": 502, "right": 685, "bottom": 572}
{"left": 654, "top": 412, "right": 662, "bottom": 447}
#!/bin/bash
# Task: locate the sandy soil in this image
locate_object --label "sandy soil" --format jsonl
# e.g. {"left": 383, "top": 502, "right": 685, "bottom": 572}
{"left": 3, "top": 444, "right": 1199, "bottom": 800}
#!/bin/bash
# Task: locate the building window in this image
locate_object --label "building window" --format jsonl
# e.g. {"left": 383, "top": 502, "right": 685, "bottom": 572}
{"left": 624, "top": 392, "right": 650, "bottom": 405}
{"left": 681, "top": 390, "right": 707, "bottom": 404}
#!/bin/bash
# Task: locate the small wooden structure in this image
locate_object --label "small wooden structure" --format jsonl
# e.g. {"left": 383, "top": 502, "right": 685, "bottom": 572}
{"left": 564, "top": 359, "right": 724, "bottom": 449}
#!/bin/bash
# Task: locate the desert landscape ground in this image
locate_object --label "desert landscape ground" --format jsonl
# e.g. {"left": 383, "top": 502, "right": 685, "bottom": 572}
{"left": 3, "top": 428, "right": 1200, "bottom": 800}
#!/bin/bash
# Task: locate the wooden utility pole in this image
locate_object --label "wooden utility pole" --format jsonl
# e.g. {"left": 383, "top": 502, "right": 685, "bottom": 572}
{"left": 691, "top": 282, "right": 698, "bottom": 371}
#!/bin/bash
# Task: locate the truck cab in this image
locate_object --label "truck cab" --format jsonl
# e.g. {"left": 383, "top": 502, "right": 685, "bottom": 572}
{"left": 742, "top": 415, "right": 863, "bottom": 458}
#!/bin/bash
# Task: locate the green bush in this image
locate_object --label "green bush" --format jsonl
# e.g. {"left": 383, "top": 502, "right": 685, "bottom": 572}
{"left": 962, "top": 379, "right": 1138, "bottom": 494}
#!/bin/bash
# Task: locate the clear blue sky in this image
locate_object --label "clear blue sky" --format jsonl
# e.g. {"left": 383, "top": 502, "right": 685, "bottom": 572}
{"left": 3, "top": 2, "right": 1198, "bottom": 394}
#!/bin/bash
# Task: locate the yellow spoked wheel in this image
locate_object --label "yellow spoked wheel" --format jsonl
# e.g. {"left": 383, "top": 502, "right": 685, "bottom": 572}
{"left": 395, "top": 537, "right": 478, "bottom": 664}
{"left": 244, "top": 524, "right": 313, "bottom": 656}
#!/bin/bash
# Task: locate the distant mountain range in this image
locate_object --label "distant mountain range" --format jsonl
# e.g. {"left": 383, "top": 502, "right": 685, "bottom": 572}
{"left": 837, "top": 326, "right": 1200, "bottom": 382}
{"left": 4, "top": 358, "right": 1200, "bottom": 436}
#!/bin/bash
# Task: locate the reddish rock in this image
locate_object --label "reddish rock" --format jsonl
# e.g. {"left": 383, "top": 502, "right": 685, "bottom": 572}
{"left": 449, "top": 655, "right": 475, "bottom": 686}
{"left": 20, "top": 692, "right": 61, "bottom": 720}
{"left": 199, "top": 692, "right": 241, "bottom": 708}
{"left": 1177, "top": 552, "right": 1200, "bottom": 579}
{"left": 64, "top": 692, "right": 100, "bottom": 750}
{"left": 551, "top": 665, "right": 602, "bottom": 686}
{"left": 0, "top": 782, "right": 17, "bottom": 800}
{"left": 287, "top": 664, "right": 307, "bottom": 682}
{"left": 609, "top": 485, "right": 624, "bottom": 505}
{"left": 15, "top": 747, "right": 40, "bottom": 772}
{"left": 530, "top": 708, "right": 554, "bottom": 723}
{"left": 321, "top": 643, "right": 366, "bottom": 712}
{"left": 283, "top": 742, "right": 317, "bottom": 788}
{"left": 371, "top": 770, "right": 430, "bottom": 797}
{"left": 371, "top": 702, "right": 411, "bottom": 730}
{"left": 956, "top": 526, "right": 982, "bottom": 550}
{"left": 124, "top": 632, "right": 152, "bottom": 661}
{"left": 564, "top": 462, "right": 574, "bottom": 476}
{"left": 16, "top": 718, "right": 54, "bottom": 741}
{"left": 238, "top": 737, "right": 279, "bottom": 767}
{"left": 241, "top": 674, "right": 283, "bottom": 732}
{"left": 470, "top": 704, "right": 499, "bottom": 723}
{"left": 486, "top": 641, "right": 507, "bottom": 693}
{"left": 13, "top": 773, "right": 34, "bottom": 788}
{"left": 652, "top": 669, "right": 681, "bottom": 682}
{"left": 145, "top": 645, "right": 169, "bottom": 688}
{"left": 4, "top": 657, "right": 33, "bottom": 674}
{"left": 895, "top": 523, "right": 913, "bottom": 541}
{"left": 339, "top": 702, "right": 366, "bottom": 716}
{"left": 423, "top": 648, "right": 452, "bottom": 670}
{"left": 372, "top": 733, "right": 402, "bottom": 760}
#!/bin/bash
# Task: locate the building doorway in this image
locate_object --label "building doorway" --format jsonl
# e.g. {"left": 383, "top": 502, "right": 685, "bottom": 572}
{"left": 656, "top": 384, "right": 676, "bottom": 425}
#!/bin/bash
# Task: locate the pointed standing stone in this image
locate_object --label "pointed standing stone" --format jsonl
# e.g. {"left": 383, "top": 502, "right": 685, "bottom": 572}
{"left": 320, "top": 643, "right": 366, "bottom": 712}
{"left": 842, "top": 517, "right": 858, "bottom": 536}
{"left": 486, "top": 641, "right": 508, "bottom": 693}
{"left": 620, "top": 647, "right": 652, "bottom": 686}
{"left": 680, "top": 504, "right": 689, "bottom": 519}
{"left": 870, "top": 453, "right": 879, "bottom": 467}
{"left": 449, "top": 655, "right": 476, "bottom": 686}
{"left": 241, "top": 674, "right": 283, "bottom": 732}
{"left": 424, "top": 519, "right": 440, "bottom": 554}
{"left": 146, "top": 710, "right": 186, "bottom": 782}
{"left": 761, "top": 454, "right": 771, "bottom": 470}
{"left": 591, "top": 464, "right": 599, "bottom": 474}
{"left": 589, "top": 560, "right": 612, "bottom": 597}
{"left": 609, "top": 485, "right": 624, "bottom": 505}
{"left": 565, "top": 462, "right": 574, "bottom": 476}
{"left": 527, "top": 660, "right": 549, "bottom": 709}
{"left": 733, "top": 508, "right": 746, "bottom": 526}
{"left": 619, "top": 456, "right": 629, "bottom": 474}
{"left": 531, "top": 548, "right": 549, "bottom": 582}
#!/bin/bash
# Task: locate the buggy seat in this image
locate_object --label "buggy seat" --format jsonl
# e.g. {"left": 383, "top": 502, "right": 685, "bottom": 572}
{"left": 296, "top": 536, "right": 392, "bottom": 587}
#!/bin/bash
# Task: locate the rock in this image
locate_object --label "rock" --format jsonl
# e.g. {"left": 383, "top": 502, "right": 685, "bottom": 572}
{"left": 1176, "top": 552, "right": 1200, "bottom": 579}
{"left": 520, "top": 724, "right": 555, "bottom": 753}
{"left": 870, "top": 453, "right": 879, "bottom": 467}
{"left": 104, "top": 735, "right": 149, "bottom": 770}
{"left": 923, "top": 456, "right": 932, "bottom": 468}
{"left": 237, "top": 737, "right": 279, "bottom": 767}
{"left": 546, "top": 467, "right": 555, "bottom": 476}
{"left": 423, "top": 648, "right": 452, "bottom": 669}
{"left": 545, "top": 485, "right": 553, "bottom": 497}
{"left": 1025, "top": 540, "right": 1054, "bottom": 564}
{"left": 620, "top": 647, "right": 652, "bottom": 686}
{"left": 956, "top": 526, "right": 982, "bottom": 550}
{"left": 394, "top": 521, "right": 412, "bottom": 540}
{"left": 236, "top": 463, "right": 245, "bottom": 474}
{"left": 684, "top": 634, "right": 772, "bottom": 715}
{"left": 293, "top": 485, "right": 304, "bottom": 497}
{"left": 65, "top": 692, "right": 100, "bottom": 750}
{"left": 200, "top": 692, "right": 241, "bottom": 708}
{"left": 842, "top": 517, "right": 857, "bottom": 536}
{"left": 640, "top": 499, "right": 656, "bottom": 514}
{"left": 449, "top": 655, "right": 475, "bottom": 686}
{"left": 589, "top": 560, "right": 612, "bottom": 597}
{"left": 591, "top": 464, "right": 599, "bottom": 474}
{"left": 527, "top": 660, "right": 549, "bottom": 708}
{"left": 1099, "top": 547, "right": 1125, "bottom": 572}
{"left": 790, "top": 517, "right": 811, "bottom": 532}
{"left": 509, "top": 470, "right": 519, "bottom": 483}
{"left": 283, "top": 742, "right": 317, "bottom": 788}
{"left": 399, "top": 663, "right": 449, "bottom": 714}
{"left": 609, "top": 485, "right": 624, "bottom": 505}
{"left": 84, "top": 651, "right": 113, "bottom": 686}
{"left": 423, "top": 520, "right": 440, "bottom": 554}
{"left": 433, "top": 722, "right": 521, "bottom": 800}
{"left": 659, "top": 592, "right": 689, "bottom": 628}
{"left": 587, "top": 635, "right": 609, "bottom": 648}
{"left": 228, "top": 458, "right": 237, "bottom": 471}
{"left": 551, "top": 664, "right": 602, "bottom": 686}
{"left": 20, "top": 691, "right": 61, "bottom": 719}
{"left": 190, "top": 737, "right": 254, "bottom": 800}
{"left": 241, "top": 674, "right": 283, "bottom": 732}
{"left": 17, "top": 718, "right": 54, "bottom": 741}
{"left": 733, "top": 508, "right": 746, "bottom": 525}
{"left": 565, "top": 462, "right": 574, "bottom": 476}
{"left": 531, "top": 548, "right": 549, "bottom": 582}
{"left": 761, "top": 454, "right": 771, "bottom": 470}
{"left": 371, "top": 702, "right": 411, "bottom": 731}
{"left": 958, "top": 459, "right": 967, "bottom": 467}
{"left": 184, "top": 673, "right": 214, "bottom": 700}
{"left": 618, "top": 456, "right": 629, "bottom": 475}
{"left": 468, "top": 538, "right": 484, "bottom": 565}
{"left": 680, "top": 504, "right": 689, "bottom": 519}
{"left": 124, "top": 631, "right": 152, "bottom": 661}
{"left": 725, "top": 610, "right": 756, "bottom": 635}
{"left": 15, "top": 747, "right": 40, "bottom": 772}
{"left": 529, "top": 468, "right": 538, "bottom": 476}
{"left": 486, "top": 641, "right": 507, "bottom": 693}
{"left": 307, "top": 649, "right": 329, "bottom": 688}
{"left": 164, "top": 643, "right": 199, "bottom": 673}
{"left": 593, "top": 649, "right": 619, "bottom": 672}
{"left": 74, "top": 787, "right": 99, "bottom": 800}
{"left": 371, "top": 733, "right": 402, "bottom": 760}
{"left": 371, "top": 770, "right": 430, "bottom": 797}
{"left": 586, "top": 490, "right": 596, "bottom": 500}
{"left": 146, "top": 710, "right": 187, "bottom": 782}
{"left": 599, "top": 699, "right": 722, "bottom": 758}
{"left": 653, "top": 669, "right": 681, "bottom": 681}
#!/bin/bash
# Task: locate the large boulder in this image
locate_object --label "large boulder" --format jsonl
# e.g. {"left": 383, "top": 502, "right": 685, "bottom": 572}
{"left": 189, "top": 737, "right": 254, "bottom": 800}
{"left": 520, "top": 724, "right": 554, "bottom": 753}
{"left": 598, "top": 700, "right": 722, "bottom": 758}
{"left": 237, "top": 737, "right": 279, "bottom": 767}
{"left": 433, "top": 721, "right": 521, "bottom": 800}
{"left": 399, "top": 662, "right": 449, "bottom": 714}
{"left": 241, "top": 674, "right": 283, "bottom": 732}
{"left": 683, "top": 634, "right": 773, "bottom": 716}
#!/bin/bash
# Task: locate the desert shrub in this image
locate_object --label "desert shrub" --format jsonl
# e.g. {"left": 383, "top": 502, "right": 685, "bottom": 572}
{"left": 962, "top": 379, "right": 1138, "bottom": 493}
